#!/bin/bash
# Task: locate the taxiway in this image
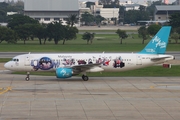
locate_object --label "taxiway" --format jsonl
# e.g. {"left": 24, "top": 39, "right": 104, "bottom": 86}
{"left": 0, "top": 73, "right": 180, "bottom": 120}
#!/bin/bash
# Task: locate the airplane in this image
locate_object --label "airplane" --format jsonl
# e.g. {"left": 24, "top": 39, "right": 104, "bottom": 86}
{"left": 4, "top": 26, "right": 174, "bottom": 81}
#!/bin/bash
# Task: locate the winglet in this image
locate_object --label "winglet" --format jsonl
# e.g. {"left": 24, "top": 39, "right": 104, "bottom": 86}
{"left": 139, "top": 26, "right": 171, "bottom": 54}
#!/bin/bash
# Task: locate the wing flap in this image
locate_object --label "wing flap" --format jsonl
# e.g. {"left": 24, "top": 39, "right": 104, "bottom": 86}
{"left": 65, "top": 63, "right": 103, "bottom": 73}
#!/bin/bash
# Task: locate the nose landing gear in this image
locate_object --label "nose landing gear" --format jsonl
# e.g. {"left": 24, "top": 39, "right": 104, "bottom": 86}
{"left": 25, "top": 72, "right": 30, "bottom": 81}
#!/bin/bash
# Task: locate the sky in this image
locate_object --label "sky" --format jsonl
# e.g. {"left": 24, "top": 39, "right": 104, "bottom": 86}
{"left": 0, "top": 0, "right": 176, "bottom": 4}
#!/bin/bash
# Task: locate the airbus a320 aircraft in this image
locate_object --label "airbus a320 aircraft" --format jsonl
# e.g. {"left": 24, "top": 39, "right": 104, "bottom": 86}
{"left": 4, "top": 26, "right": 174, "bottom": 81}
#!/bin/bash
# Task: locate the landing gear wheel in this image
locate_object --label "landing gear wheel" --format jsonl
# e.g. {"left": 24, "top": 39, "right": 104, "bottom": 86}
{"left": 82, "top": 75, "right": 89, "bottom": 81}
{"left": 26, "top": 72, "right": 30, "bottom": 81}
{"left": 25, "top": 77, "right": 30, "bottom": 81}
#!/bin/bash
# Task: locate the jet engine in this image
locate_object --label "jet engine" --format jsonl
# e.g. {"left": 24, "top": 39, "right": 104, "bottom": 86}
{"left": 56, "top": 68, "right": 73, "bottom": 78}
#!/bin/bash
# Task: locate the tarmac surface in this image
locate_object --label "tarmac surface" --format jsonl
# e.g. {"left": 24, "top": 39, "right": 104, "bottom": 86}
{"left": 1, "top": 71, "right": 180, "bottom": 120}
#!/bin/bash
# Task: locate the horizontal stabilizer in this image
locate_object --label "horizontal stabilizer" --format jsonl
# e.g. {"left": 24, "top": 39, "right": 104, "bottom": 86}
{"left": 151, "top": 56, "right": 174, "bottom": 62}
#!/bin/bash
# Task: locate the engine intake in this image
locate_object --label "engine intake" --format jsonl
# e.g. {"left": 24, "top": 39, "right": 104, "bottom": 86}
{"left": 56, "top": 68, "right": 73, "bottom": 78}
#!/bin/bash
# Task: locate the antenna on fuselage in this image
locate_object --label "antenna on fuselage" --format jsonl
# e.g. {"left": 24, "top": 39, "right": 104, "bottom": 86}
{"left": 28, "top": 52, "right": 31, "bottom": 54}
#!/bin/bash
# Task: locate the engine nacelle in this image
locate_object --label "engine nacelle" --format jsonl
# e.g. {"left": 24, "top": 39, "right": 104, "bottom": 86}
{"left": 56, "top": 68, "right": 73, "bottom": 78}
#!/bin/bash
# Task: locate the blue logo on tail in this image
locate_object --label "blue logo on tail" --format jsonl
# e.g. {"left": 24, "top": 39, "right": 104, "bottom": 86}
{"left": 139, "top": 26, "right": 171, "bottom": 54}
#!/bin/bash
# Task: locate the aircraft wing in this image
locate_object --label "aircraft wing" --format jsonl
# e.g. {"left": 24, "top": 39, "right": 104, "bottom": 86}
{"left": 65, "top": 63, "right": 103, "bottom": 73}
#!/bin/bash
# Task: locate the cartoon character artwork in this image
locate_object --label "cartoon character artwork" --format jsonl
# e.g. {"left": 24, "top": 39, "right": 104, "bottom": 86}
{"left": 96, "top": 58, "right": 102, "bottom": 64}
{"left": 62, "top": 58, "right": 75, "bottom": 66}
{"left": 102, "top": 57, "right": 110, "bottom": 66}
{"left": 113, "top": 56, "right": 125, "bottom": 68}
{"left": 39, "top": 57, "right": 54, "bottom": 70}
{"left": 78, "top": 60, "right": 86, "bottom": 65}
{"left": 32, "top": 60, "right": 39, "bottom": 71}
{"left": 103, "top": 60, "right": 110, "bottom": 66}
{"left": 88, "top": 58, "right": 93, "bottom": 64}
{"left": 31, "top": 57, "right": 54, "bottom": 71}
{"left": 96, "top": 57, "right": 110, "bottom": 66}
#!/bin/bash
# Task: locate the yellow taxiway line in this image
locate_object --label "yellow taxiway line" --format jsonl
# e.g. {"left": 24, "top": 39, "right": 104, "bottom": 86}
{"left": 0, "top": 87, "right": 12, "bottom": 95}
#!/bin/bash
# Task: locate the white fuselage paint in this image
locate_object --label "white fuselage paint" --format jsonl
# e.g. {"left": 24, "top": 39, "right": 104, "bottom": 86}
{"left": 5, "top": 53, "right": 174, "bottom": 73}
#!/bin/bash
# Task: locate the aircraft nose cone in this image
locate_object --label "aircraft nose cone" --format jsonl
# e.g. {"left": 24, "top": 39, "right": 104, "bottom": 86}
{"left": 4, "top": 62, "right": 10, "bottom": 69}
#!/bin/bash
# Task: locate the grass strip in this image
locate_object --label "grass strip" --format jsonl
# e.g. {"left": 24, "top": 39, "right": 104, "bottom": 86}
{"left": 0, "top": 58, "right": 11, "bottom": 63}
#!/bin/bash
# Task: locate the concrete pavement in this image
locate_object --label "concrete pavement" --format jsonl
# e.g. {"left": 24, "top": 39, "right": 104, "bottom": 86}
{"left": 0, "top": 73, "right": 180, "bottom": 120}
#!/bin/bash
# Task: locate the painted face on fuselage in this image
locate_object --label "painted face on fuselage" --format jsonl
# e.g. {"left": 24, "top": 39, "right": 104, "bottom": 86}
{"left": 4, "top": 57, "right": 21, "bottom": 71}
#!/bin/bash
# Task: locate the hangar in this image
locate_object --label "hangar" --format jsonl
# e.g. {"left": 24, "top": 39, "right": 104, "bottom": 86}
{"left": 24, "top": 0, "right": 79, "bottom": 24}
{"left": 154, "top": 5, "right": 180, "bottom": 21}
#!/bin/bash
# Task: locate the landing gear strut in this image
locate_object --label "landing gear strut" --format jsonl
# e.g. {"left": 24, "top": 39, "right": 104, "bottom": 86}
{"left": 82, "top": 74, "right": 89, "bottom": 81}
{"left": 25, "top": 72, "right": 30, "bottom": 81}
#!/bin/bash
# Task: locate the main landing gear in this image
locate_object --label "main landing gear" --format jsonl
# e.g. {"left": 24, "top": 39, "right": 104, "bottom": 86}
{"left": 25, "top": 72, "right": 30, "bottom": 81}
{"left": 25, "top": 72, "right": 89, "bottom": 81}
{"left": 82, "top": 74, "right": 89, "bottom": 81}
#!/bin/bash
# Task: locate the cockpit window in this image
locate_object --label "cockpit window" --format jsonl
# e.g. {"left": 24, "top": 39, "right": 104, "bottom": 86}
{"left": 12, "top": 58, "right": 19, "bottom": 62}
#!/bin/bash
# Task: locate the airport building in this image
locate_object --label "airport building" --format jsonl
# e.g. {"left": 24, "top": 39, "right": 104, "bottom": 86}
{"left": 154, "top": 5, "right": 180, "bottom": 21}
{"left": 89, "top": 1, "right": 119, "bottom": 24}
{"left": 24, "top": 0, "right": 79, "bottom": 24}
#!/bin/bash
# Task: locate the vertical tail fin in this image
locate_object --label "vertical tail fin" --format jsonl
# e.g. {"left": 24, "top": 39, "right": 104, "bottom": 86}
{"left": 139, "top": 26, "right": 171, "bottom": 54}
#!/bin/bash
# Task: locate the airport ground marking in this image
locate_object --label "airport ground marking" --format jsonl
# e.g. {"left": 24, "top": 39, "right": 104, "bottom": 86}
{"left": 0, "top": 87, "right": 12, "bottom": 95}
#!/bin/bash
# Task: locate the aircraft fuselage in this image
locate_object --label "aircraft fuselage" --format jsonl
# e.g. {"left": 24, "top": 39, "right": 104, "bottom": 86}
{"left": 5, "top": 53, "right": 174, "bottom": 72}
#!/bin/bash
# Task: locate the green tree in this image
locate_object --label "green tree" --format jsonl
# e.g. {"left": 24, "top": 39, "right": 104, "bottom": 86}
{"left": 86, "top": 2, "right": 95, "bottom": 8}
{"left": 66, "top": 14, "right": 79, "bottom": 27}
{"left": 0, "top": 2, "right": 24, "bottom": 22}
{"left": 0, "top": 26, "right": 7, "bottom": 43}
{"left": 0, "top": 2, "right": 9, "bottom": 22}
{"left": 62, "top": 26, "right": 78, "bottom": 45}
{"left": 116, "top": 29, "right": 128, "bottom": 44}
{"left": 40, "top": 23, "right": 49, "bottom": 45}
{"left": 124, "top": 10, "right": 149, "bottom": 24}
{"left": 95, "top": 15, "right": 105, "bottom": 26}
{"left": 82, "top": 32, "right": 95, "bottom": 44}
{"left": 81, "top": 12, "right": 95, "bottom": 25}
{"left": 119, "top": 6, "right": 125, "bottom": 23}
{"left": 147, "top": 24, "right": 161, "bottom": 36}
{"left": 0, "top": 10, "right": 7, "bottom": 22}
{"left": 169, "top": 13, "right": 180, "bottom": 28}
{"left": 171, "top": 33, "right": 179, "bottom": 44}
{"left": 47, "top": 21, "right": 64, "bottom": 44}
{"left": 4, "top": 28, "right": 17, "bottom": 43}
{"left": 138, "top": 26, "right": 149, "bottom": 44}
{"left": 139, "top": 5, "right": 146, "bottom": 12}
{"left": 0, "top": 26, "right": 17, "bottom": 43}
{"left": 99, "top": 0, "right": 112, "bottom": 5}
{"left": 8, "top": 14, "right": 39, "bottom": 29}
{"left": 176, "top": 27, "right": 180, "bottom": 35}
{"left": 32, "top": 23, "right": 46, "bottom": 45}
{"left": 14, "top": 23, "right": 36, "bottom": 44}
